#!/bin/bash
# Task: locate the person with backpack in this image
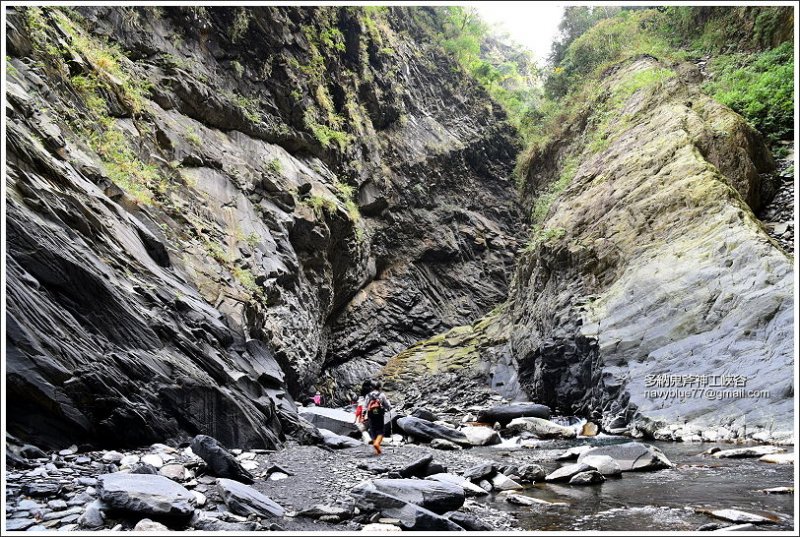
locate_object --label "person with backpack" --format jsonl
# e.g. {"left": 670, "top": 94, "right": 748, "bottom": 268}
{"left": 361, "top": 380, "right": 391, "bottom": 455}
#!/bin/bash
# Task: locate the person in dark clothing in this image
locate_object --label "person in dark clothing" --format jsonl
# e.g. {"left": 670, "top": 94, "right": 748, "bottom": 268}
{"left": 361, "top": 380, "right": 391, "bottom": 455}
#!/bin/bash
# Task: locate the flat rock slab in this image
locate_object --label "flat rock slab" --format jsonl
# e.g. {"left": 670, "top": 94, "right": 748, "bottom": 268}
{"left": 216, "top": 478, "right": 284, "bottom": 518}
{"left": 396, "top": 417, "right": 471, "bottom": 446}
{"left": 426, "top": 473, "right": 488, "bottom": 496}
{"left": 476, "top": 403, "right": 551, "bottom": 427}
{"left": 350, "top": 487, "right": 464, "bottom": 531}
{"left": 353, "top": 479, "right": 465, "bottom": 514}
{"left": 191, "top": 435, "right": 254, "bottom": 483}
{"left": 758, "top": 453, "right": 794, "bottom": 464}
{"left": 712, "top": 446, "right": 785, "bottom": 459}
{"left": 580, "top": 455, "right": 622, "bottom": 476}
{"left": 578, "top": 442, "right": 672, "bottom": 472}
{"left": 545, "top": 463, "right": 595, "bottom": 482}
{"left": 506, "top": 417, "right": 576, "bottom": 439}
{"left": 299, "top": 407, "right": 358, "bottom": 437}
{"left": 97, "top": 473, "right": 194, "bottom": 519}
{"left": 696, "top": 508, "right": 778, "bottom": 524}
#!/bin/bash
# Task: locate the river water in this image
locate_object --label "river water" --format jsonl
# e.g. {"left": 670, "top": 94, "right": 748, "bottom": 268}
{"left": 474, "top": 438, "right": 795, "bottom": 531}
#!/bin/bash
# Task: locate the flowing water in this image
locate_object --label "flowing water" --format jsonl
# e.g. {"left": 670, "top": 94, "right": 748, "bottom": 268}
{"left": 474, "top": 439, "right": 794, "bottom": 531}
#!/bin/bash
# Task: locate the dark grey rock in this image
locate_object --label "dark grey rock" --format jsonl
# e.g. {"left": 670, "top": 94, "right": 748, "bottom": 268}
{"left": 216, "top": 478, "right": 284, "bottom": 518}
{"left": 319, "top": 428, "right": 363, "bottom": 449}
{"left": 516, "top": 463, "right": 547, "bottom": 483}
{"left": 462, "top": 463, "right": 496, "bottom": 482}
{"left": 568, "top": 470, "right": 606, "bottom": 485}
{"left": 350, "top": 486, "right": 464, "bottom": 531}
{"left": 396, "top": 417, "right": 470, "bottom": 446}
{"left": 77, "top": 500, "right": 106, "bottom": 528}
{"left": 351, "top": 479, "right": 464, "bottom": 515}
{"left": 129, "top": 463, "right": 158, "bottom": 475}
{"left": 446, "top": 511, "right": 494, "bottom": 531}
{"left": 398, "top": 455, "right": 434, "bottom": 478}
{"left": 97, "top": 473, "right": 194, "bottom": 519}
{"left": 21, "top": 482, "right": 60, "bottom": 497}
{"left": 190, "top": 435, "right": 254, "bottom": 483}
{"left": 19, "top": 445, "right": 48, "bottom": 459}
{"left": 410, "top": 408, "right": 439, "bottom": 422}
{"left": 476, "top": 403, "right": 551, "bottom": 427}
{"left": 545, "top": 463, "right": 596, "bottom": 482}
{"left": 298, "top": 407, "right": 358, "bottom": 438}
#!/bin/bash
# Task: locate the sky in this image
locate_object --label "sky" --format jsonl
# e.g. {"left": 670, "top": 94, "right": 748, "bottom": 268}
{"left": 473, "top": 2, "right": 565, "bottom": 65}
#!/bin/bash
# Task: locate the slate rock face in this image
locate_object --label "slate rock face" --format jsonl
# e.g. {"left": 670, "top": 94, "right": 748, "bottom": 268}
{"left": 216, "top": 478, "right": 284, "bottom": 519}
{"left": 5, "top": 5, "right": 523, "bottom": 449}
{"left": 96, "top": 473, "right": 194, "bottom": 519}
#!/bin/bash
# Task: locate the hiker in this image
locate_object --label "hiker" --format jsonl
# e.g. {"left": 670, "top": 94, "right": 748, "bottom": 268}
{"left": 362, "top": 380, "right": 391, "bottom": 455}
{"left": 312, "top": 391, "right": 324, "bottom": 406}
{"left": 354, "top": 380, "right": 372, "bottom": 442}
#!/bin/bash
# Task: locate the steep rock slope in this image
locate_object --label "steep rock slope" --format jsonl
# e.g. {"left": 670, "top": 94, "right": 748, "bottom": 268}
{"left": 4, "top": 6, "right": 522, "bottom": 448}
{"left": 509, "top": 56, "right": 793, "bottom": 437}
{"left": 383, "top": 55, "right": 793, "bottom": 440}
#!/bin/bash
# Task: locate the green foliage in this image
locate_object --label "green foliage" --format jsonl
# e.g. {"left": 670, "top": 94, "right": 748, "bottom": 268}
{"left": 6, "top": 55, "right": 18, "bottom": 76}
{"left": 229, "top": 8, "right": 252, "bottom": 44}
{"left": 231, "top": 60, "right": 244, "bottom": 78}
{"left": 703, "top": 42, "right": 794, "bottom": 143}
{"left": 203, "top": 239, "right": 229, "bottom": 264}
{"left": 305, "top": 194, "right": 337, "bottom": 216}
{"left": 524, "top": 227, "right": 567, "bottom": 253}
{"left": 320, "top": 27, "right": 346, "bottom": 52}
{"left": 530, "top": 156, "right": 580, "bottom": 224}
{"left": 185, "top": 127, "right": 202, "bottom": 147}
{"left": 268, "top": 158, "right": 283, "bottom": 174}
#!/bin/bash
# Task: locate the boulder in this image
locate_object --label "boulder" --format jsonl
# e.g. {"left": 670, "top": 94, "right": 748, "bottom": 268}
{"left": 461, "top": 426, "right": 502, "bottom": 446}
{"left": 190, "top": 435, "right": 254, "bottom": 483}
{"left": 462, "top": 463, "right": 496, "bottom": 482}
{"left": 568, "top": 470, "right": 606, "bottom": 485}
{"left": 77, "top": 499, "right": 106, "bottom": 528}
{"left": 133, "top": 519, "right": 169, "bottom": 531}
{"left": 516, "top": 463, "right": 547, "bottom": 483}
{"left": 430, "top": 438, "right": 461, "bottom": 450}
{"left": 581, "top": 422, "right": 599, "bottom": 436}
{"left": 580, "top": 455, "right": 622, "bottom": 476}
{"left": 350, "top": 486, "right": 464, "bottom": 531}
{"left": 476, "top": 403, "right": 551, "bottom": 426}
{"left": 696, "top": 508, "right": 777, "bottom": 524}
{"left": 711, "top": 446, "right": 785, "bottom": 459}
{"left": 506, "top": 417, "right": 577, "bottom": 439}
{"left": 396, "top": 417, "right": 471, "bottom": 446}
{"left": 545, "top": 463, "right": 595, "bottom": 482}
{"left": 426, "top": 473, "right": 488, "bottom": 496}
{"left": 319, "top": 428, "right": 363, "bottom": 449}
{"left": 490, "top": 472, "right": 523, "bottom": 491}
{"left": 410, "top": 408, "right": 439, "bottom": 422}
{"left": 297, "top": 504, "right": 354, "bottom": 520}
{"left": 398, "top": 455, "right": 434, "bottom": 478}
{"left": 758, "top": 453, "right": 793, "bottom": 464}
{"left": 351, "top": 479, "right": 465, "bottom": 514}
{"left": 159, "top": 463, "right": 189, "bottom": 482}
{"left": 216, "top": 478, "right": 284, "bottom": 518}
{"left": 578, "top": 442, "right": 673, "bottom": 471}
{"left": 298, "top": 406, "right": 358, "bottom": 437}
{"left": 96, "top": 473, "right": 194, "bottom": 519}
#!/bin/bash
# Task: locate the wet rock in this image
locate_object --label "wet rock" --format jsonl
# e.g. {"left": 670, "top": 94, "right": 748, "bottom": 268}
{"left": 711, "top": 446, "right": 784, "bottom": 459}
{"left": 77, "top": 500, "right": 106, "bottom": 528}
{"left": 476, "top": 403, "right": 551, "bottom": 427}
{"left": 319, "top": 428, "right": 363, "bottom": 449}
{"left": 97, "top": 473, "right": 194, "bottom": 519}
{"left": 545, "top": 463, "right": 595, "bottom": 482}
{"left": 696, "top": 508, "right": 777, "bottom": 524}
{"left": 461, "top": 426, "right": 501, "bottom": 446}
{"left": 506, "top": 417, "right": 577, "bottom": 439}
{"left": 578, "top": 442, "right": 672, "bottom": 471}
{"left": 216, "top": 478, "right": 284, "bottom": 518}
{"left": 133, "top": 518, "right": 170, "bottom": 531}
{"left": 462, "top": 462, "right": 496, "bottom": 482}
{"left": 426, "top": 473, "right": 488, "bottom": 496}
{"left": 396, "top": 417, "right": 471, "bottom": 446}
{"left": 298, "top": 407, "right": 358, "bottom": 437}
{"left": 351, "top": 479, "right": 465, "bottom": 515}
{"left": 430, "top": 438, "right": 461, "bottom": 450}
{"left": 580, "top": 455, "right": 622, "bottom": 476}
{"left": 445, "top": 511, "right": 493, "bottom": 531}
{"left": 499, "top": 492, "right": 568, "bottom": 507}
{"left": 759, "top": 453, "right": 793, "bottom": 464}
{"left": 569, "top": 470, "right": 606, "bottom": 485}
{"left": 190, "top": 435, "right": 254, "bottom": 483}
{"left": 516, "top": 463, "right": 547, "bottom": 483}
{"left": 489, "top": 472, "right": 523, "bottom": 491}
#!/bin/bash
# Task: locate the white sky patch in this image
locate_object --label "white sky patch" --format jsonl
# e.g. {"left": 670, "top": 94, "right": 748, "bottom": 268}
{"left": 473, "top": 2, "right": 565, "bottom": 66}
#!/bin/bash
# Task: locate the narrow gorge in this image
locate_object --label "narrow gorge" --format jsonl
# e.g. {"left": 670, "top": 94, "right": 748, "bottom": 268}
{"left": 3, "top": 4, "right": 796, "bottom": 533}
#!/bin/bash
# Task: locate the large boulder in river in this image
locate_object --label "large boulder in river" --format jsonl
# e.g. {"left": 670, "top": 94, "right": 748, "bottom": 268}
{"left": 298, "top": 407, "right": 358, "bottom": 438}
{"left": 476, "top": 403, "right": 551, "bottom": 427}
{"left": 351, "top": 479, "right": 465, "bottom": 514}
{"left": 216, "top": 478, "right": 284, "bottom": 518}
{"left": 506, "top": 417, "right": 576, "bottom": 439}
{"left": 396, "top": 417, "right": 471, "bottom": 446}
{"left": 578, "top": 442, "right": 672, "bottom": 472}
{"left": 461, "top": 426, "right": 502, "bottom": 446}
{"left": 97, "top": 473, "right": 194, "bottom": 520}
{"left": 190, "top": 435, "right": 254, "bottom": 483}
{"left": 544, "top": 463, "right": 595, "bottom": 483}
{"left": 426, "top": 473, "right": 488, "bottom": 496}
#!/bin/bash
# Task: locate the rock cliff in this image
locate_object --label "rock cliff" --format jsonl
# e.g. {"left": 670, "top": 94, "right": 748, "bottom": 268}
{"left": 5, "top": 6, "right": 523, "bottom": 448}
